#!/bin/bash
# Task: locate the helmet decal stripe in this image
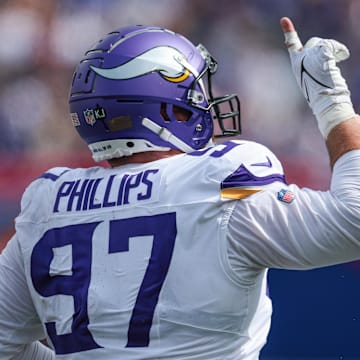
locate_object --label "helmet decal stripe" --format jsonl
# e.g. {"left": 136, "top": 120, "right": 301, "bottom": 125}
{"left": 90, "top": 46, "right": 194, "bottom": 83}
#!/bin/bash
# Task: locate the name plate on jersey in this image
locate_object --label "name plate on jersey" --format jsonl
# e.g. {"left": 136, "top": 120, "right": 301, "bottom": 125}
{"left": 53, "top": 168, "right": 161, "bottom": 213}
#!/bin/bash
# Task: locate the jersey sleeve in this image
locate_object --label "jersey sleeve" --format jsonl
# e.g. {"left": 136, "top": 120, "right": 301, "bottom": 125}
{"left": 18, "top": 166, "right": 70, "bottom": 223}
{"left": 227, "top": 150, "right": 360, "bottom": 272}
{"left": 0, "top": 235, "right": 52, "bottom": 358}
{"left": 214, "top": 140, "right": 287, "bottom": 200}
{"left": 0, "top": 168, "right": 68, "bottom": 358}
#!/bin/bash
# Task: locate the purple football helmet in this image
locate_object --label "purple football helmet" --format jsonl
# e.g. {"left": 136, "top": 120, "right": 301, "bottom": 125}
{"left": 69, "top": 25, "right": 240, "bottom": 161}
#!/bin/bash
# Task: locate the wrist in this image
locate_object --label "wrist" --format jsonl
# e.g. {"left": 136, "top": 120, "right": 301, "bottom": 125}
{"left": 317, "top": 102, "right": 356, "bottom": 138}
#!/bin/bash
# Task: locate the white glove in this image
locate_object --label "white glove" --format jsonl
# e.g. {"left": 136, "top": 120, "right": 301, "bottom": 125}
{"left": 284, "top": 31, "right": 356, "bottom": 138}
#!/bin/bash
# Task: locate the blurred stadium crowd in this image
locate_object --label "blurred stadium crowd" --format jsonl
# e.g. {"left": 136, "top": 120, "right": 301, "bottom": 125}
{"left": 1, "top": 0, "right": 360, "bottom": 246}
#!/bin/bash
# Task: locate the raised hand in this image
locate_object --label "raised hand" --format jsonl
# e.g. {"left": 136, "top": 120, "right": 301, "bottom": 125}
{"left": 280, "top": 17, "right": 355, "bottom": 138}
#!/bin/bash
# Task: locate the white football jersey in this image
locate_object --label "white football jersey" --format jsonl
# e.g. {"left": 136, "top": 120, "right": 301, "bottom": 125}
{"left": 1, "top": 140, "right": 360, "bottom": 359}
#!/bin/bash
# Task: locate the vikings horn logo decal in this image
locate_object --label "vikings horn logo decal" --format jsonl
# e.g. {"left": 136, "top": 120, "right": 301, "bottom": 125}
{"left": 90, "top": 46, "right": 197, "bottom": 83}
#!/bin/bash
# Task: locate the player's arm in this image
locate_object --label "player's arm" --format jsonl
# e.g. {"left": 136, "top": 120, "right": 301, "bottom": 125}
{"left": 227, "top": 18, "right": 360, "bottom": 272}
{"left": 326, "top": 117, "right": 360, "bottom": 168}
{"left": 0, "top": 236, "right": 55, "bottom": 359}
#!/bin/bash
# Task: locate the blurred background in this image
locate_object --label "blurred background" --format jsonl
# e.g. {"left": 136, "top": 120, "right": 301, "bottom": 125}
{"left": 0, "top": 0, "right": 359, "bottom": 358}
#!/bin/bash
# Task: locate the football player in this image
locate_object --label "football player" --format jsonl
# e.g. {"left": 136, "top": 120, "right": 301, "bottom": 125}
{"left": 1, "top": 17, "right": 360, "bottom": 359}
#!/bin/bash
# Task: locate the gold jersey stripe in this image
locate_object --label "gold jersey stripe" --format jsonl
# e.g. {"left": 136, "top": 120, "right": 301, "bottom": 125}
{"left": 221, "top": 188, "right": 261, "bottom": 200}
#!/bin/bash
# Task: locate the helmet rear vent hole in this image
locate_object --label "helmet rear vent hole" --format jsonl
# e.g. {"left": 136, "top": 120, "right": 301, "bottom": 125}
{"left": 126, "top": 141, "right": 135, "bottom": 148}
{"left": 71, "top": 72, "right": 77, "bottom": 86}
{"left": 160, "top": 103, "right": 170, "bottom": 122}
{"left": 85, "top": 70, "right": 91, "bottom": 84}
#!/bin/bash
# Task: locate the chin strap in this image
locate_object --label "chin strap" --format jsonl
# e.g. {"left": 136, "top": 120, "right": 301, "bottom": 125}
{"left": 89, "top": 138, "right": 170, "bottom": 162}
{"left": 89, "top": 117, "right": 212, "bottom": 162}
{"left": 142, "top": 117, "right": 195, "bottom": 152}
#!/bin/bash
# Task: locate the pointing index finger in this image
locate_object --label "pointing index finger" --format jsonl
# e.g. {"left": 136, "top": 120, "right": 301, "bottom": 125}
{"left": 280, "top": 17, "right": 295, "bottom": 33}
{"left": 280, "top": 17, "right": 303, "bottom": 51}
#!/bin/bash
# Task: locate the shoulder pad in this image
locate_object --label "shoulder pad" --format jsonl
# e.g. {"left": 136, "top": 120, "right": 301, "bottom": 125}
{"left": 190, "top": 140, "right": 286, "bottom": 199}
{"left": 219, "top": 141, "right": 286, "bottom": 199}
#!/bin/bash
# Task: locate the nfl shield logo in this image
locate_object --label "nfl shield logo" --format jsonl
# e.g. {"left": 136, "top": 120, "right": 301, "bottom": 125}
{"left": 277, "top": 189, "right": 295, "bottom": 204}
{"left": 83, "top": 109, "right": 96, "bottom": 126}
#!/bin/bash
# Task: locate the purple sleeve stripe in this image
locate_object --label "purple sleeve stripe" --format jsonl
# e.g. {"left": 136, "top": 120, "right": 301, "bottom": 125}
{"left": 221, "top": 164, "right": 286, "bottom": 189}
